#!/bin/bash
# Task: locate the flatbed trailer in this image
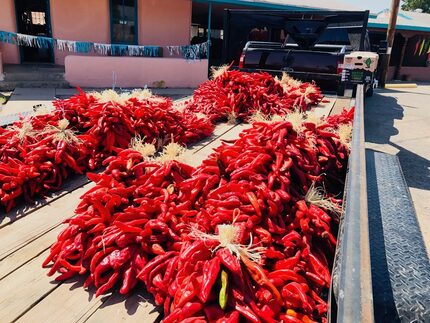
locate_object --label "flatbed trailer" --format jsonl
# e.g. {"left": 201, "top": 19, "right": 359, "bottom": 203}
{"left": 1, "top": 87, "right": 429, "bottom": 322}
{"left": 0, "top": 95, "right": 339, "bottom": 322}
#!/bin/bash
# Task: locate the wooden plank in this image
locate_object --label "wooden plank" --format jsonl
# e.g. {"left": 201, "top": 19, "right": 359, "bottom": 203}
{"left": 0, "top": 175, "right": 89, "bottom": 229}
{"left": 312, "top": 96, "right": 336, "bottom": 118}
{"left": 0, "top": 225, "right": 60, "bottom": 281}
{"left": 331, "top": 97, "right": 352, "bottom": 116}
{"left": 82, "top": 291, "right": 160, "bottom": 323}
{"left": 0, "top": 250, "right": 59, "bottom": 322}
{"left": 182, "top": 123, "right": 238, "bottom": 166}
{"left": 184, "top": 123, "right": 237, "bottom": 154}
{"left": 0, "top": 183, "right": 93, "bottom": 261}
{"left": 16, "top": 277, "right": 104, "bottom": 323}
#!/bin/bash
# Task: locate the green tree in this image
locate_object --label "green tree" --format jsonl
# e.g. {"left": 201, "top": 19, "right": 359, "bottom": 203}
{"left": 401, "top": 0, "right": 430, "bottom": 13}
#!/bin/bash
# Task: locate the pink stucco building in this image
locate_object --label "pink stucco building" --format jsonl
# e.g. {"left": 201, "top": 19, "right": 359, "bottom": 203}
{"left": 0, "top": 0, "right": 208, "bottom": 87}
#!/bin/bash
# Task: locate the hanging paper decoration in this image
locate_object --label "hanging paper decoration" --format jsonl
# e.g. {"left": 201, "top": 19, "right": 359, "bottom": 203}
{"left": 56, "top": 39, "right": 76, "bottom": 51}
{"left": 179, "top": 42, "right": 208, "bottom": 60}
{"left": 93, "top": 43, "right": 111, "bottom": 55}
{"left": 0, "top": 31, "right": 16, "bottom": 44}
{"left": 414, "top": 38, "right": 421, "bottom": 55}
{"left": 36, "top": 36, "right": 54, "bottom": 48}
{"left": 75, "top": 41, "right": 92, "bottom": 53}
{"left": 16, "top": 33, "right": 53, "bottom": 48}
{"left": 16, "top": 33, "right": 38, "bottom": 47}
{"left": 127, "top": 45, "right": 140, "bottom": 56}
{"left": 419, "top": 38, "right": 426, "bottom": 55}
{"left": 111, "top": 44, "right": 128, "bottom": 56}
{"left": 0, "top": 29, "right": 206, "bottom": 60}
{"left": 143, "top": 46, "right": 162, "bottom": 57}
{"left": 167, "top": 45, "right": 180, "bottom": 56}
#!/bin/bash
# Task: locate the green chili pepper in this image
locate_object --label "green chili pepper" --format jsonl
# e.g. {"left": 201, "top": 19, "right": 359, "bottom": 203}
{"left": 219, "top": 269, "right": 228, "bottom": 310}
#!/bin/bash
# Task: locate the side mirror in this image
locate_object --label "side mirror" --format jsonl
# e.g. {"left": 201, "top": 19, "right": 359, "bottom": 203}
{"left": 378, "top": 40, "right": 388, "bottom": 54}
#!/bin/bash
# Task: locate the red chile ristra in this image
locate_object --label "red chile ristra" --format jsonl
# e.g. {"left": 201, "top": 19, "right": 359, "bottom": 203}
{"left": 44, "top": 102, "right": 353, "bottom": 322}
{"left": 0, "top": 89, "right": 213, "bottom": 212}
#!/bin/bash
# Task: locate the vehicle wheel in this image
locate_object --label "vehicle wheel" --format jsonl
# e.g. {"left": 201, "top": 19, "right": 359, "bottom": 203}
{"left": 366, "top": 86, "right": 374, "bottom": 97}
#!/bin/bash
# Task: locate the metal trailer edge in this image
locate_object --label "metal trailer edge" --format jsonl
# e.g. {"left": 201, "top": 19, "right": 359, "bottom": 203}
{"left": 329, "top": 84, "right": 374, "bottom": 322}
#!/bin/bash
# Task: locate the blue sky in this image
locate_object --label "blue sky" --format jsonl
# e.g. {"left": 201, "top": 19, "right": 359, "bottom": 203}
{"left": 344, "top": 0, "right": 398, "bottom": 12}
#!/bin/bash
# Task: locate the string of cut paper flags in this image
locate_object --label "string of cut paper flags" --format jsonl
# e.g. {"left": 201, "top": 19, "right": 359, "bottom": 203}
{"left": 0, "top": 30, "right": 209, "bottom": 60}
{"left": 413, "top": 37, "right": 430, "bottom": 56}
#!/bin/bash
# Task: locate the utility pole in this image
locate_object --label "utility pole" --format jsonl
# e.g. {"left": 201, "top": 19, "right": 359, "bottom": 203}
{"left": 379, "top": 0, "right": 401, "bottom": 87}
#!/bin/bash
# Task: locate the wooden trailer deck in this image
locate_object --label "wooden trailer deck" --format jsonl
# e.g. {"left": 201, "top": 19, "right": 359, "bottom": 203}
{"left": 0, "top": 97, "right": 345, "bottom": 323}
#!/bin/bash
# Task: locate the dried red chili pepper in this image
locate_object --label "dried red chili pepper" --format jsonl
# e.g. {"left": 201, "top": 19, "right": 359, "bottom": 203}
{"left": 199, "top": 257, "right": 221, "bottom": 303}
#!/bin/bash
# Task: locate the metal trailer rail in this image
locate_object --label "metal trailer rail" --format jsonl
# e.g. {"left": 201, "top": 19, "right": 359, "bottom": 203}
{"left": 329, "top": 84, "right": 375, "bottom": 322}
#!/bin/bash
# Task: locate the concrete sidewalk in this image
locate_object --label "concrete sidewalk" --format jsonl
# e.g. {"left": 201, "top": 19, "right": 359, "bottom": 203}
{"left": 365, "top": 85, "right": 430, "bottom": 255}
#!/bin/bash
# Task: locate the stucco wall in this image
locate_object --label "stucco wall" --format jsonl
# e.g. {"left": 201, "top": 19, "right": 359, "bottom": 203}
{"left": 50, "top": 0, "right": 192, "bottom": 64}
{"left": 139, "top": 0, "right": 191, "bottom": 46}
{"left": 388, "top": 66, "right": 430, "bottom": 82}
{"left": 50, "top": 0, "right": 110, "bottom": 65}
{"left": 65, "top": 56, "right": 208, "bottom": 88}
{"left": 0, "top": 0, "right": 19, "bottom": 64}
{"left": 1, "top": 0, "right": 192, "bottom": 65}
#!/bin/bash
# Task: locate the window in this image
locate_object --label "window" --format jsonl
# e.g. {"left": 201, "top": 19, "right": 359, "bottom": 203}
{"left": 31, "top": 12, "right": 46, "bottom": 25}
{"left": 110, "top": 0, "right": 137, "bottom": 44}
{"left": 248, "top": 27, "right": 269, "bottom": 42}
{"left": 244, "top": 51, "right": 261, "bottom": 68}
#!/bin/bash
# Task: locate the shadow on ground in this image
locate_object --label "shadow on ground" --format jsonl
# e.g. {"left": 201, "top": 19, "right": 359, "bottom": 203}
{"left": 365, "top": 91, "right": 430, "bottom": 322}
{"left": 364, "top": 92, "right": 430, "bottom": 191}
{"left": 366, "top": 149, "right": 430, "bottom": 322}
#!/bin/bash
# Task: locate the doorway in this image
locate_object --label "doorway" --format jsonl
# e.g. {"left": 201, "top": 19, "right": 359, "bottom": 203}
{"left": 14, "top": 0, "right": 54, "bottom": 63}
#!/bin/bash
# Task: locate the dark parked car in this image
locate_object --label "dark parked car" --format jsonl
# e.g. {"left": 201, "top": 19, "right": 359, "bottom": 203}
{"left": 223, "top": 10, "right": 375, "bottom": 95}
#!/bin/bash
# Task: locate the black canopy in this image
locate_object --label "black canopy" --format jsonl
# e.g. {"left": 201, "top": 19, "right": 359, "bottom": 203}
{"left": 222, "top": 10, "right": 370, "bottom": 63}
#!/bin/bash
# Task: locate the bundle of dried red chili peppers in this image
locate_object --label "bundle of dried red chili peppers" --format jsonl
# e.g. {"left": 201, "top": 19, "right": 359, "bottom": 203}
{"left": 43, "top": 146, "right": 195, "bottom": 296}
{"left": 0, "top": 116, "right": 98, "bottom": 211}
{"left": 55, "top": 89, "right": 215, "bottom": 153}
{"left": 44, "top": 107, "right": 354, "bottom": 322}
{"left": 0, "top": 89, "right": 213, "bottom": 212}
{"left": 1, "top": 71, "right": 323, "bottom": 212}
{"left": 184, "top": 68, "right": 323, "bottom": 123}
{"left": 146, "top": 112, "right": 351, "bottom": 323}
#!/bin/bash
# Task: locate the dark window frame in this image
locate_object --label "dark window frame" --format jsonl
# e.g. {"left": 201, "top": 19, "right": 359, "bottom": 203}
{"left": 109, "top": 0, "right": 138, "bottom": 45}
{"left": 14, "top": 0, "right": 54, "bottom": 63}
